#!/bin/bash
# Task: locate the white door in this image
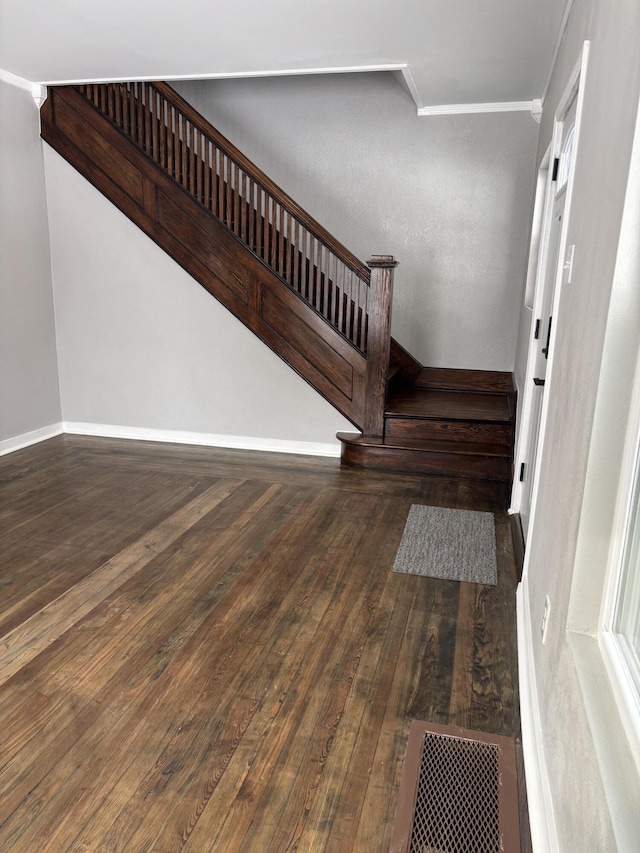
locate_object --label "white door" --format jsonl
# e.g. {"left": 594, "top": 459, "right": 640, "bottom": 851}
{"left": 519, "top": 97, "right": 577, "bottom": 540}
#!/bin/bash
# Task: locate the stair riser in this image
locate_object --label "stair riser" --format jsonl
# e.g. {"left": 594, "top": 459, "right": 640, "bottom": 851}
{"left": 412, "top": 367, "right": 515, "bottom": 395}
{"left": 341, "top": 444, "right": 511, "bottom": 482}
{"left": 384, "top": 417, "right": 513, "bottom": 448}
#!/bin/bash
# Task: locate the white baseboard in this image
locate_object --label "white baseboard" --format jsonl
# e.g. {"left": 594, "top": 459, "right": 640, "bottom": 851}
{"left": 0, "top": 422, "right": 64, "bottom": 456}
{"left": 517, "top": 581, "right": 559, "bottom": 852}
{"left": 62, "top": 422, "right": 342, "bottom": 458}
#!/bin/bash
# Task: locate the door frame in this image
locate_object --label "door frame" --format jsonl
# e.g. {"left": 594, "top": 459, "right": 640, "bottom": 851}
{"left": 510, "top": 41, "right": 591, "bottom": 541}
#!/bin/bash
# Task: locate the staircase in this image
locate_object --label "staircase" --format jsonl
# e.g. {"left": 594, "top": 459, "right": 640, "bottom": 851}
{"left": 40, "top": 81, "right": 515, "bottom": 493}
{"left": 338, "top": 367, "right": 515, "bottom": 481}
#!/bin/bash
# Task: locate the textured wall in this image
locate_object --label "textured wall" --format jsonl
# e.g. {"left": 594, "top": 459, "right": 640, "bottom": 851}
{"left": 173, "top": 72, "right": 538, "bottom": 371}
{"left": 0, "top": 81, "right": 61, "bottom": 444}
{"left": 517, "top": 0, "right": 640, "bottom": 847}
{"left": 44, "top": 147, "right": 353, "bottom": 450}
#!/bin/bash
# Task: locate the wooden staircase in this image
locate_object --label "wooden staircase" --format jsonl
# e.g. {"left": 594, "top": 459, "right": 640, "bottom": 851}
{"left": 338, "top": 367, "right": 515, "bottom": 482}
{"left": 39, "top": 81, "right": 515, "bottom": 492}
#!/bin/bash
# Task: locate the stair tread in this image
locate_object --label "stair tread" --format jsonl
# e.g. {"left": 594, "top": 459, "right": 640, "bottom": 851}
{"left": 386, "top": 388, "right": 512, "bottom": 422}
{"left": 336, "top": 432, "right": 511, "bottom": 458}
{"left": 413, "top": 367, "right": 515, "bottom": 394}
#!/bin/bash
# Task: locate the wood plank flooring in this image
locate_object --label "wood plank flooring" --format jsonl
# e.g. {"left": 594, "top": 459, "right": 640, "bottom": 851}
{"left": 0, "top": 435, "right": 529, "bottom": 852}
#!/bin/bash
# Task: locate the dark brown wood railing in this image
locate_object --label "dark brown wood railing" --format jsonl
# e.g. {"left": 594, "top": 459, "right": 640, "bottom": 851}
{"left": 77, "top": 82, "right": 376, "bottom": 356}
{"left": 42, "top": 82, "right": 398, "bottom": 433}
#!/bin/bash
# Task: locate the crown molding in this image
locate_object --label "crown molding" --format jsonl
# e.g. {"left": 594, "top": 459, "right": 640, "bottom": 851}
{"left": 531, "top": 98, "right": 543, "bottom": 123}
{"left": 37, "top": 63, "right": 407, "bottom": 88}
{"left": 1, "top": 59, "right": 545, "bottom": 121}
{"left": 417, "top": 100, "right": 538, "bottom": 117}
{"left": 398, "top": 66, "right": 423, "bottom": 111}
{"left": 0, "top": 67, "right": 46, "bottom": 106}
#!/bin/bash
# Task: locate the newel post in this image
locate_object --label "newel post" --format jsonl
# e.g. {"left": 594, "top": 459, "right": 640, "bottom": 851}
{"left": 363, "top": 254, "right": 397, "bottom": 437}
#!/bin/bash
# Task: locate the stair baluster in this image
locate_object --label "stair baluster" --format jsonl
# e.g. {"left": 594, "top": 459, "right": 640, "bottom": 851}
{"left": 76, "top": 82, "right": 379, "bottom": 361}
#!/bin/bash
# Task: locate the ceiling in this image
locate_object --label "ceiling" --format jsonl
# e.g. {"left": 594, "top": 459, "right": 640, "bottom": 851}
{"left": 0, "top": 0, "right": 567, "bottom": 112}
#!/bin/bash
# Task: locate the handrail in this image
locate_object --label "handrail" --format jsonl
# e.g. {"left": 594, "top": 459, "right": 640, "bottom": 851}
{"left": 77, "top": 82, "right": 373, "bottom": 354}
{"left": 151, "top": 83, "right": 371, "bottom": 283}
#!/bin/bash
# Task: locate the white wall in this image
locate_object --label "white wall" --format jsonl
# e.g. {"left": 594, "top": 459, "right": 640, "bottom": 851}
{"left": 0, "top": 80, "right": 61, "bottom": 450}
{"left": 518, "top": 0, "right": 640, "bottom": 848}
{"left": 44, "top": 147, "right": 353, "bottom": 453}
{"left": 173, "top": 72, "right": 538, "bottom": 371}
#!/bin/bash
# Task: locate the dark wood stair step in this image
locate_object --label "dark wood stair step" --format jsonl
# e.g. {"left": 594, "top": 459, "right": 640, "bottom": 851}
{"left": 384, "top": 416, "right": 513, "bottom": 447}
{"left": 412, "top": 367, "right": 515, "bottom": 395}
{"left": 339, "top": 433, "right": 510, "bottom": 457}
{"left": 386, "top": 388, "right": 512, "bottom": 423}
{"left": 337, "top": 432, "right": 512, "bottom": 481}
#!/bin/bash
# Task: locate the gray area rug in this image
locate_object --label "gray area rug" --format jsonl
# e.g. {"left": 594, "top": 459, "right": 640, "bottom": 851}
{"left": 393, "top": 504, "right": 497, "bottom": 585}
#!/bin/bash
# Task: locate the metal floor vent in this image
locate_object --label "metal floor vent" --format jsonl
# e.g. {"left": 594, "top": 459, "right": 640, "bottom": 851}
{"left": 390, "top": 721, "right": 520, "bottom": 853}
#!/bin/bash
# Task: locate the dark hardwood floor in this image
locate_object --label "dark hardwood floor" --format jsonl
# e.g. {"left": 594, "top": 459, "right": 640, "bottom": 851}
{"left": 0, "top": 435, "right": 529, "bottom": 852}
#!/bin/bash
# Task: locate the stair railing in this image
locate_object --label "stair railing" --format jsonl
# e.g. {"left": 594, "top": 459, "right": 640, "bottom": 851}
{"left": 76, "top": 81, "right": 395, "bottom": 435}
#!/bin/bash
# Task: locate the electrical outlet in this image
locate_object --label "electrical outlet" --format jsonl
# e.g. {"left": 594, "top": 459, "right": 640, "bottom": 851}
{"left": 541, "top": 595, "right": 551, "bottom": 644}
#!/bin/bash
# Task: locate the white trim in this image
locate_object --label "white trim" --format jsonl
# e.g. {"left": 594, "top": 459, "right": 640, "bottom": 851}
{"left": 35, "top": 63, "right": 409, "bottom": 88}
{"left": 62, "top": 422, "right": 341, "bottom": 458}
{"left": 541, "top": 0, "right": 576, "bottom": 107}
{"left": 4, "top": 58, "right": 543, "bottom": 118}
{"left": 0, "top": 67, "right": 36, "bottom": 92}
{"left": 0, "top": 67, "right": 46, "bottom": 107}
{"left": 507, "top": 372, "right": 524, "bottom": 462}
{"left": 417, "top": 100, "right": 536, "bottom": 116}
{"left": 398, "top": 66, "right": 424, "bottom": 111}
{"left": 511, "top": 43, "right": 590, "bottom": 529}
{"left": 600, "top": 632, "right": 640, "bottom": 772}
{"left": 0, "top": 422, "right": 63, "bottom": 456}
{"left": 509, "top": 145, "right": 554, "bottom": 517}
{"left": 524, "top": 147, "right": 553, "bottom": 309}
{"left": 569, "top": 632, "right": 640, "bottom": 851}
{"left": 31, "top": 86, "right": 47, "bottom": 108}
{"left": 531, "top": 99, "right": 543, "bottom": 123}
{"left": 598, "top": 332, "right": 640, "bottom": 771}
{"left": 601, "top": 345, "right": 640, "bottom": 629}
{"left": 517, "top": 582, "right": 560, "bottom": 853}
{"left": 524, "top": 41, "right": 590, "bottom": 545}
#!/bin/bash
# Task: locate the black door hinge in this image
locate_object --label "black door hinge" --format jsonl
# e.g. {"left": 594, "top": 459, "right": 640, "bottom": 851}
{"left": 519, "top": 463, "right": 526, "bottom": 482}
{"left": 552, "top": 157, "right": 560, "bottom": 181}
{"left": 534, "top": 318, "right": 541, "bottom": 339}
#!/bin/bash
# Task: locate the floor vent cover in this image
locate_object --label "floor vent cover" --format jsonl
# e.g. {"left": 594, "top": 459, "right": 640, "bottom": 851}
{"left": 390, "top": 721, "right": 520, "bottom": 853}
